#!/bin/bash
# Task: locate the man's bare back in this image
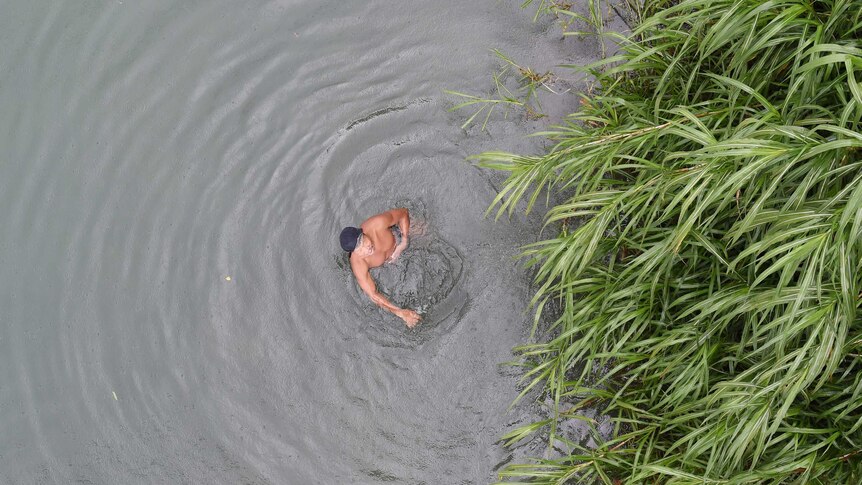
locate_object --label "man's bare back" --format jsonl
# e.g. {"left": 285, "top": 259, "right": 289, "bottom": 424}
{"left": 339, "top": 208, "right": 421, "bottom": 328}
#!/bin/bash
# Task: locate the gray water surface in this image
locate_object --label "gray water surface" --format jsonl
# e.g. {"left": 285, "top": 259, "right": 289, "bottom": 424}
{"left": 0, "top": 2, "right": 599, "bottom": 483}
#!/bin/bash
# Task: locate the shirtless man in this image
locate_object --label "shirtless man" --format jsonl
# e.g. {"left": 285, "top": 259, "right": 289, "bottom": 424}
{"left": 339, "top": 208, "right": 422, "bottom": 328}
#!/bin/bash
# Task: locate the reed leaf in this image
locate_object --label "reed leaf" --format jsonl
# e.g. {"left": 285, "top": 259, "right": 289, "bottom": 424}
{"left": 478, "top": 0, "right": 862, "bottom": 482}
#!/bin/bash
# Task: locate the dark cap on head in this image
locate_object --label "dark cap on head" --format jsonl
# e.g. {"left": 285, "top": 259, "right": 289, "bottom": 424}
{"left": 339, "top": 226, "right": 362, "bottom": 252}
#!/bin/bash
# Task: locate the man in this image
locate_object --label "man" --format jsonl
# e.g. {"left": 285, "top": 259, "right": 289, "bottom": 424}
{"left": 339, "top": 208, "right": 422, "bottom": 328}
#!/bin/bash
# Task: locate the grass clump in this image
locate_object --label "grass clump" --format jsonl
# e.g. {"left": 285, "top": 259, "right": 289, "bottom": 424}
{"left": 445, "top": 50, "right": 560, "bottom": 131}
{"left": 476, "top": 0, "right": 862, "bottom": 482}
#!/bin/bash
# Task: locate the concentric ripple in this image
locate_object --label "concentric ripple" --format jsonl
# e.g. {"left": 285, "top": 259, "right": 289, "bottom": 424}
{"left": 342, "top": 201, "right": 469, "bottom": 349}
{"left": 0, "top": 0, "right": 597, "bottom": 483}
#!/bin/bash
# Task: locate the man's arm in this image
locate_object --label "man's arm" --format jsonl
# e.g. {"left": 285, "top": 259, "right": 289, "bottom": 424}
{"left": 350, "top": 256, "right": 420, "bottom": 327}
{"left": 386, "top": 208, "right": 410, "bottom": 262}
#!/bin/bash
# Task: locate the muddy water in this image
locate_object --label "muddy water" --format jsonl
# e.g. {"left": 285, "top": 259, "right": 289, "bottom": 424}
{"left": 0, "top": 1, "right": 603, "bottom": 483}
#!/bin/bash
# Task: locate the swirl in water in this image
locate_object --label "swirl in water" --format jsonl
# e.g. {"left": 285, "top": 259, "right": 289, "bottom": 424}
{"left": 0, "top": 0, "right": 589, "bottom": 483}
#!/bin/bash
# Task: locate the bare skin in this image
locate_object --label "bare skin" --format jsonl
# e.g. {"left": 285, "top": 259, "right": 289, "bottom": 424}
{"left": 349, "top": 208, "right": 422, "bottom": 328}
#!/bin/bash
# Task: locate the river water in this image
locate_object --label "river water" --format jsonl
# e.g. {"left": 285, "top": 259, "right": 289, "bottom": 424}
{"left": 0, "top": 2, "right": 601, "bottom": 483}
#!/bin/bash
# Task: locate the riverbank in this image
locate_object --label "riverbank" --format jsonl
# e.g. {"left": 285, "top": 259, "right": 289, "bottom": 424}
{"left": 471, "top": 1, "right": 862, "bottom": 482}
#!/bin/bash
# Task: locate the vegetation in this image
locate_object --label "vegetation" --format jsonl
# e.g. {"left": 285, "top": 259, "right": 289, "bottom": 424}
{"left": 469, "top": 0, "right": 862, "bottom": 482}
{"left": 445, "top": 50, "right": 559, "bottom": 131}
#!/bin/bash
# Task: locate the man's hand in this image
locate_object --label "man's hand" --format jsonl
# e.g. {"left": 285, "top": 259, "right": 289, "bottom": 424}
{"left": 386, "top": 238, "right": 408, "bottom": 264}
{"left": 397, "top": 309, "right": 421, "bottom": 328}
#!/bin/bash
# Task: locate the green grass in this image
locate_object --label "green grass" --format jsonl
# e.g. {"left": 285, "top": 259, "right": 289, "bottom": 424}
{"left": 473, "top": 0, "right": 862, "bottom": 482}
{"left": 445, "top": 50, "right": 557, "bottom": 131}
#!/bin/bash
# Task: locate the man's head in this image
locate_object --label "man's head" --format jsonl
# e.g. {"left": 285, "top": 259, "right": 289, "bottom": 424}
{"left": 340, "top": 227, "right": 375, "bottom": 257}
{"left": 339, "top": 227, "right": 361, "bottom": 252}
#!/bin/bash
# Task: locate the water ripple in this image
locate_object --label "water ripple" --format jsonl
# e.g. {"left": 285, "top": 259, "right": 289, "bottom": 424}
{"left": 0, "top": 0, "right": 585, "bottom": 482}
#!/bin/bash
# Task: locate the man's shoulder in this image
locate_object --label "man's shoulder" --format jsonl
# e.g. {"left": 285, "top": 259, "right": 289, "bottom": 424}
{"left": 360, "top": 211, "right": 394, "bottom": 230}
{"left": 350, "top": 249, "right": 374, "bottom": 265}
